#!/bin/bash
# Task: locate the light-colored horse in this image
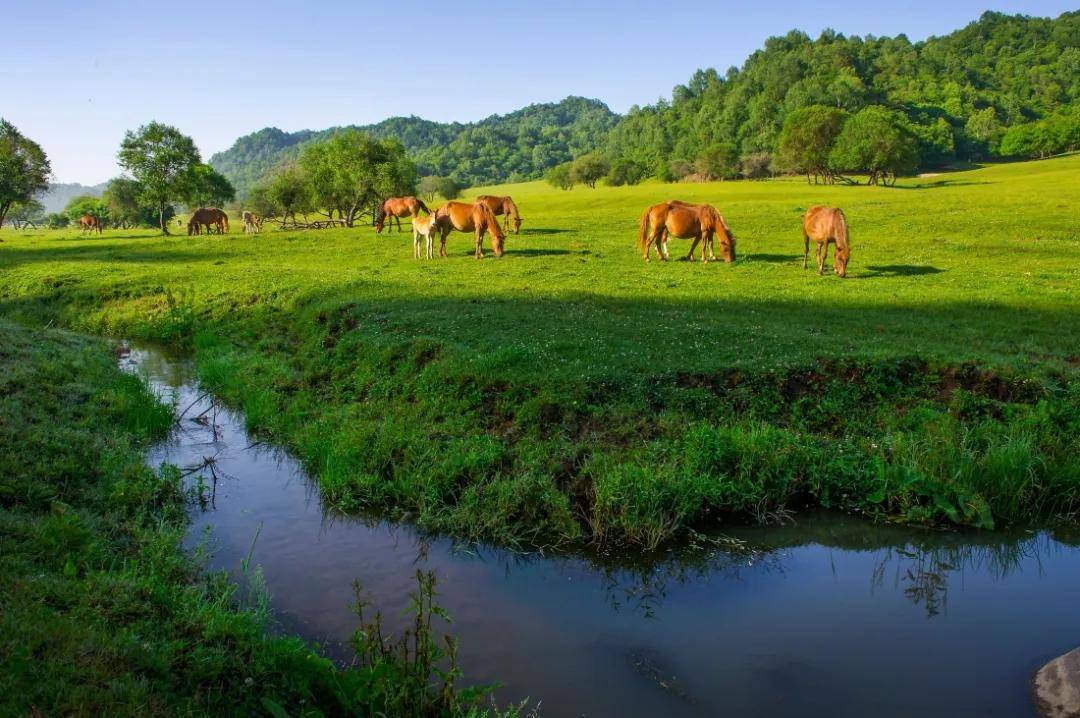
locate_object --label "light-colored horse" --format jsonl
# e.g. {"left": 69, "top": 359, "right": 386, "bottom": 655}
{"left": 242, "top": 210, "right": 262, "bottom": 234}
{"left": 431, "top": 201, "right": 506, "bottom": 259}
{"left": 802, "top": 205, "right": 850, "bottom": 277}
{"left": 411, "top": 213, "right": 439, "bottom": 259}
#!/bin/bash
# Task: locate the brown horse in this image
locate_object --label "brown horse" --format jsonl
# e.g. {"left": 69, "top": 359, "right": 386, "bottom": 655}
{"left": 475, "top": 195, "right": 523, "bottom": 234}
{"left": 802, "top": 205, "right": 849, "bottom": 277}
{"left": 188, "top": 207, "right": 229, "bottom": 236}
{"left": 638, "top": 200, "right": 735, "bottom": 263}
{"left": 78, "top": 214, "right": 102, "bottom": 234}
{"left": 376, "top": 196, "right": 430, "bottom": 233}
{"left": 431, "top": 201, "right": 506, "bottom": 259}
{"left": 242, "top": 210, "right": 262, "bottom": 234}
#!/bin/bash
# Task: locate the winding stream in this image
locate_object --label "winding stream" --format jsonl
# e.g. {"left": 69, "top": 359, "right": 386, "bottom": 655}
{"left": 122, "top": 344, "right": 1080, "bottom": 718}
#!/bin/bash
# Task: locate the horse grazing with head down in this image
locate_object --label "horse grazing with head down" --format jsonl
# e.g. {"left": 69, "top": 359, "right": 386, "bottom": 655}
{"left": 802, "top": 205, "right": 849, "bottom": 277}
{"left": 475, "top": 195, "right": 523, "bottom": 234}
{"left": 431, "top": 201, "right": 506, "bottom": 259}
{"left": 376, "top": 196, "right": 430, "bottom": 233}
{"left": 188, "top": 207, "right": 229, "bottom": 236}
{"left": 638, "top": 200, "right": 735, "bottom": 263}
{"left": 79, "top": 214, "right": 102, "bottom": 234}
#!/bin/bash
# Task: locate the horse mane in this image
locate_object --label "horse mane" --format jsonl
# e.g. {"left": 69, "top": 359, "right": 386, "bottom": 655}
{"left": 834, "top": 208, "right": 848, "bottom": 248}
{"left": 415, "top": 197, "right": 431, "bottom": 215}
{"left": 476, "top": 202, "right": 504, "bottom": 240}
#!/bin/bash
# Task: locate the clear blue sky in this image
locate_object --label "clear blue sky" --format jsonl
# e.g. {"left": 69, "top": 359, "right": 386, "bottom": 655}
{"left": 2, "top": 0, "right": 1074, "bottom": 184}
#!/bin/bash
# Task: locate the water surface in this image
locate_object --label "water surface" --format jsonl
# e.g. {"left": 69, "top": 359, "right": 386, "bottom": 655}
{"left": 123, "top": 345, "right": 1080, "bottom": 718}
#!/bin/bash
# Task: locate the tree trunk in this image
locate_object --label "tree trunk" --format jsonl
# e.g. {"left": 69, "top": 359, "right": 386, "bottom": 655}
{"left": 159, "top": 201, "right": 170, "bottom": 235}
{"left": 0, "top": 201, "right": 10, "bottom": 228}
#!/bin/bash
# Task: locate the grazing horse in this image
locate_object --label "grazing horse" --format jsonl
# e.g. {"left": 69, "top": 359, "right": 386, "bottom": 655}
{"left": 476, "top": 195, "right": 523, "bottom": 234}
{"left": 638, "top": 200, "right": 735, "bottom": 263}
{"left": 411, "top": 213, "right": 439, "bottom": 260}
{"left": 431, "top": 201, "right": 506, "bottom": 259}
{"left": 376, "top": 196, "right": 430, "bottom": 233}
{"left": 802, "top": 205, "right": 849, "bottom": 277}
{"left": 78, "top": 214, "right": 102, "bottom": 234}
{"left": 242, "top": 210, "right": 262, "bottom": 234}
{"left": 188, "top": 207, "right": 229, "bottom": 236}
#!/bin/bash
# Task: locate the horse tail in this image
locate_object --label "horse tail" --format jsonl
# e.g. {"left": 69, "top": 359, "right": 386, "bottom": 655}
{"left": 638, "top": 207, "right": 652, "bottom": 253}
{"left": 415, "top": 198, "right": 431, "bottom": 215}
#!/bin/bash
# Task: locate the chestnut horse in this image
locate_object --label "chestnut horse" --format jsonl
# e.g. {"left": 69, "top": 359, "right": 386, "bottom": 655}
{"left": 802, "top": 205, "right": 849, "bottom": 277}
{"left": 376, "top": 196, "right": 430, "bottom": 233}
{"left": 188, "top": 207, "right": 229, "bottom": 236}
{"left": 638, "top": 200, "right": 735, "bottom": 263}
{"left": 79, "top": 214, "right": 102, "bottom": 234}
{"left": 431, "top": 201, "right": 506, "bottom": 259}
{"left": 476, "top": 195, "right": 523, "bottom": 234}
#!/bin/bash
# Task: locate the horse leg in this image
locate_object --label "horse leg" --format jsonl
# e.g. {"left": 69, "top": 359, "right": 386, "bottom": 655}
{"left": 413, "top": 229, "right": 420, "bottom": 259}
{"left": 439, "top": 226, "right": 449, "bottom": 258}
{"left": 427, "top": 233, "right": 434, "bottom": 260}
{"left": 395, "top": 215, "right": 402, "bottom": 233}
{"left": 475, "top": 226, "right": 485, "bottom": 259}
{"left": 686, "top": 236, "right": 699, "bottom": 262}
{"left": 818, "top": 242, "right": 827, "bottom": 275}
{"left": 708, "top": 231, "right": 717, "bottom": 262}
{"left": 803, "top": 232, "right": 810, "bottom": 269}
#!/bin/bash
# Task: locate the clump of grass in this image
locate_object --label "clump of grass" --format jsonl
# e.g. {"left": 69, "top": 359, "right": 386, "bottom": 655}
{"left": 0, "top": 320, "right": 520, "bottom": 717}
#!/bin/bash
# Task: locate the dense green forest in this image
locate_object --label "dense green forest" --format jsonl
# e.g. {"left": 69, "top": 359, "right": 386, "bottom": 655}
{"left": 606, "top": 10, "right": 1079, "bottom": 177}
{"left": 210, "top": 97, "right": 617, "bottom": 196}
{"left": 212, "top": 11, "right": 1079, "bottom": 196}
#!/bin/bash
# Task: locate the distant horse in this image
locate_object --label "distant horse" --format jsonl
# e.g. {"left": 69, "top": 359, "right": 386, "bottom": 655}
{"left": 79, "top": 214, "right": 102, "bottom": 234}
{"left": 242, "top": 210, "right": 262, "bottom": 234}
{"left": 476, "top": 195, "right": 523, "bottom": 234}
{"left": 188, "top": 207, "right": 229, "bottom": 236}
{"left": 638, "top": 200, "right": 735, "bottom": 263}
{"left": 376, "top": 196, "right": 430, "bottom": 233}
{"left": 431, "top": 201, "right": 506, "bottom": 259}
{"left": 411, "top": 213, "right": 439, "bottom": 259}
{"left": 802, "top": 205, "right": 849, "bottom": 277}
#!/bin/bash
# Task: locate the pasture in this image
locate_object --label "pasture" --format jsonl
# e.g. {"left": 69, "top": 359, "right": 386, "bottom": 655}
{"left": 1, "top": 155, "right": 1078, "bottom": 547}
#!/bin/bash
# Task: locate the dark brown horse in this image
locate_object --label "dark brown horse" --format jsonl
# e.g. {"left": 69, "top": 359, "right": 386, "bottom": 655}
{"left": 188, "top": 207, "right": 229, "bottom": 236}
{"left": 431, "top": 201, "right": 506, "bottom": 259}
{"left": 802, "top": 205, "right": 849, "bottom": 277}
{"left": 638, "top": 200, "right": 735, "bottom": 263}
{"left": 78, "top": 214, "right": 102, "bottom": 234}
{"left": 376, "top": 196, "right": 430, "bottom": 233}
{"left": 475, "top": 195, "right": 523, "bottom": 234}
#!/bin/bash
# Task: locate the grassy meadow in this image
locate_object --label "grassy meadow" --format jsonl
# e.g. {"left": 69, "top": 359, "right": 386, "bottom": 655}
{"left": 1, "top": 155, "right": 1078, "bottom": 547}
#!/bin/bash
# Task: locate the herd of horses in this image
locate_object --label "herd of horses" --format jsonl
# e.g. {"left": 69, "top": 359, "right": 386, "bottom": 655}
{"left": 79, "top": 192, "right": 851, "bottom": 277}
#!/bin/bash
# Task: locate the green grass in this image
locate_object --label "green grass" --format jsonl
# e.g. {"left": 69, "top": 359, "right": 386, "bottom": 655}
{"left": 0, "top": 320, "right": 519, "bottom": 717}
{"left": 1, "top": 155, "right": 1078, "bottom": 547}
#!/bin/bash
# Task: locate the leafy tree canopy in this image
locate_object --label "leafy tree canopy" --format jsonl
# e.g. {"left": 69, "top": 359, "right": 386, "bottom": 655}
{"left": 0, "top": 118, "right": 51, "bottom": 228}
{"left": 118, "top": 121, "right": 200, "bottom": 233}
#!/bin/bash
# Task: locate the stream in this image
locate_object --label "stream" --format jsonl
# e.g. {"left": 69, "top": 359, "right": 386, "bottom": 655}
{"left": 122, "top": 344, "right": 1080, "bottom": 718}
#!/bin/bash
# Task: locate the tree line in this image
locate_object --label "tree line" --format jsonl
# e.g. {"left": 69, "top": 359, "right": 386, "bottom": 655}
{"left": 603, "top": 11, "right": 1079, "bottom": 183}
{"left": 1, "top": 118, "right": 237, "bottom": 232}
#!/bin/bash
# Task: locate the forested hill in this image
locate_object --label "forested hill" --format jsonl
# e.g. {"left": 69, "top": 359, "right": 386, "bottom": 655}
{"left": 210, "top": 97, "right": 618, "bottom": 195}
{"left": 606, "top": 10, "right": 1080, "bottom": 174}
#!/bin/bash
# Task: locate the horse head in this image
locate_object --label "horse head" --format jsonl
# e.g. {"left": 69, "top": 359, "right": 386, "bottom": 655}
{"left": 834, "top": 245, "right": 849, "bottom": 277}
{"left": 374, "top": 206, "right": 386, "bottom": 233}
{"left": 512, "top": 215, "right": 522, "bottom": 234}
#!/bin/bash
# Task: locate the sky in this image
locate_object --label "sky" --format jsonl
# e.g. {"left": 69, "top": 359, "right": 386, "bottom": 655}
{"left": 1, "top": 0, "right": 1075, "bottom": 185}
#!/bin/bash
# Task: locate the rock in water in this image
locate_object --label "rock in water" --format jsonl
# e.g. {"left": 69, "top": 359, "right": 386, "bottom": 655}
{"left": 1035, "top": 648, "right": 1080, "bottom": 718}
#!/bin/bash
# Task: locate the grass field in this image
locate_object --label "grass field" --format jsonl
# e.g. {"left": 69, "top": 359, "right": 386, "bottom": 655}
{"left": 1, "top": 155, "right": 1078, "bottom": 547}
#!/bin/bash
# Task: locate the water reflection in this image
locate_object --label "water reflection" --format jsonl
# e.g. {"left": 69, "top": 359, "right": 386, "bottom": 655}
{"left": 122, "top": 343, "right": 1080, "bottom": 718}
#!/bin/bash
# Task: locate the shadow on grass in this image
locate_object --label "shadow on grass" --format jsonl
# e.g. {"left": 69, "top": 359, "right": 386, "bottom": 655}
{"left": 508, "top": 248, "right": 573, "bottom": 257}
{"left": 745, "top": 253, "right": 801, "bottom": 263}
{"left": 895, "top": 180, "right": 993, "bottom": 190}
{"left": 0, "top": 243, "right": 241, "bottom": 267}
{"left": 857, "top": 265, "right": 945, "bottom": 278}
{"left": 520, "top": 228, "right": 572, "bottom": 236}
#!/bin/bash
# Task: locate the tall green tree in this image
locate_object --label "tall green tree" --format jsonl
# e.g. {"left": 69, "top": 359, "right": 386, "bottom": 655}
{"left": 117, "top": 122, "right": 200, "bottom": 234}
{"left": 262, "top": 164, "right": 312, "bottom": 222}
{"left": 776, "top": 106, "right": 847, "bottom": 183}
{"left": 64, "top": 195, "right": 109, "bottom": 225}
{"left": 299, "top": 130, "right": 415, "bottom": 227}
{"left": 569, "top": 152, "right": 610, "bottom": 188}
{"left": 830, "top": 106, "right": 920, "bottom": 185}
{"left": 695, "top": 142, "right": 740, "bottom": 180}
{"left": 0, "top": 119, "right": 50, "bottom": 228}
{"left": 102, "top": 177, "right": 171, "bottom": 228}
{"left": 184, "top": 164, "right": 236, "bottom": 209}
{"left": 546, "top": 162, "right": 575, "bottom": 190}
